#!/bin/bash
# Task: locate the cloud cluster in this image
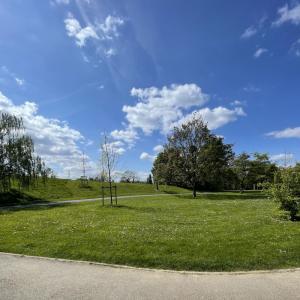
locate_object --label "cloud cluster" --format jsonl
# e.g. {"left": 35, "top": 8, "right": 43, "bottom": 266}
{"left": 111, "top": 84, "right": 245, "bottom": 152}
{"left": 123, "top": 84, "right": 209, "bottom": 135}
{"left": 64, "top": 13, "right": 98, "bottom": 47}
{"left": 64, "top": 13, "right": 125, "bottom": 52}
{"left": 273, "top": 3, "right": 300, "bottom": 26}
{"left": 0, "top": 91, "right": 94, "bottom": 178}
{"left": 266, "top": 127, "right": 300, "bottom": 138}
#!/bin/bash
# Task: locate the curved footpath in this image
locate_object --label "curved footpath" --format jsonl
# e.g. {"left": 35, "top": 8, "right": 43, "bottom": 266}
{"left": 0, "top": 192, "right": 190, "bottom": 210}
{"left": 0, "top": 253, "right": 299, "bottom": 300}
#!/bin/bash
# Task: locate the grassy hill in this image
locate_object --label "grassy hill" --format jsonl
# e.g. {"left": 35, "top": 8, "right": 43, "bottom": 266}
{"left": 0, "top": 178, "right": 190, "bottom": 206}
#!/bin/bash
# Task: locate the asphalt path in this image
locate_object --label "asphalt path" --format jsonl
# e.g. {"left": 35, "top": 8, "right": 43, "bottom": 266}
{"left": 0, "top": 253, "right": 300, "bottom": 300}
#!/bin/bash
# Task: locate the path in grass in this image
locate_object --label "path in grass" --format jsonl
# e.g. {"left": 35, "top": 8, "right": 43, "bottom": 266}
{"left": 0, "top": 192, "right": 299, "bottom": 271}
{"left": 1, "top": 253, "right": 300, "bottom": 300}
{"left": 0, "top": 179, "right": 190, "bottom": 206}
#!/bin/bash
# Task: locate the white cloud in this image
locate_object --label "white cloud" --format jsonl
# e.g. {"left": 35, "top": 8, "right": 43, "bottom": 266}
{"left": 64, "top": 13, "right": 125, "bottom": 51}
{"left": 104, "top": 48, "right": 117, "bottom": 58}
{"left": 173, "top": 107, "right": 246, "bottom": 130}
{"left": 241, "top": 26, "right": 257, "bottom": 39}
{"left": 64, "top": 14, "right": 98, "bottom": 47}
{"left": 270, "top": 153, "right": 294, "bottom": 161}
{"left": 230, "top": 100, "right": 246, "bottom": 106}
{"left": 51, "top": 0, "right": 70, "bottom": 5}
{"left": 153, "top": 145, "right": 164, "bottom": 153}
{"left": 103, "top": 141, "right": 126, "bottom": 155}
{"left": 110, "top": 127, "right": 138, "bottom": 145}
{"left": 290, "top": 38, "right": 300, "bottom": 57}
{"left": 241, "top": 16, "right": 267, "bottom": 39}
{"left": 140, "top": 152, "right": 155, "bottom": 162}
{"left": 0, "top": 91, "right": 95, "bottom": 178}
{"left": 254, "top": 48, "right": 268, "bottom": 58}
{"left": 1, "top": 65, "right": 25, "bottom": 87}
{"left": 15, "top": 77, "right": 25, "bottom": 86}
{"left": 266, "top": 127, "right": 300, "bottom": 138}
{"left": 123, "top": 84, "right": 209, "bottom": 135}
{"left": 99, "top": 15, "right": 125, "bottom": 40}
{"left": 243, "top": 84, "right": 261, "bottom": 93}
{"left": 273, "top": 3, "right": 300, "bottom": 26}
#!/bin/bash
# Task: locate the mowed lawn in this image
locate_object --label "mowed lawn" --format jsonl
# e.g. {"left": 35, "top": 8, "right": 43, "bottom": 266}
{"left": 0, "top": 179, "right": 189, "bottom": 206}
{"left": 0, "top": 192, "right": 299, "bottom": 271}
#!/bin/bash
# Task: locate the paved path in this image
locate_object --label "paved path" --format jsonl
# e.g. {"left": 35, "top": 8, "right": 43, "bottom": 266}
{"left": 0, "top": 193, "right": 189, "bottom": 210}
{"left": 0, "top": 253, "right": 299, "bottom": 300}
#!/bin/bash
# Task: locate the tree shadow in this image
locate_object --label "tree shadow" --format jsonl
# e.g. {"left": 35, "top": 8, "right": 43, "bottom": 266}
{"left": 0, "top": 189, "right": 48, "bottom": 206}
{"left": 175, "top": 191, "right": 267, "bottom": 201}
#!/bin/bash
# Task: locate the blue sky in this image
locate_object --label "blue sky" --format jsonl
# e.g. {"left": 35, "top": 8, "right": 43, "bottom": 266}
{"left": 1, "top": 0, "right": 300, "bottom": 179}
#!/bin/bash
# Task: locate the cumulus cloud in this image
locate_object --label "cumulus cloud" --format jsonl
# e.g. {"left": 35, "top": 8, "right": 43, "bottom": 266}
{"left": 173, "top": 107, "right": 246, "bottom": 130}
{"left": 273, "top": 3, "right": 300, "bottom": 26}
{"left": 266, "top": 127, "right": 300, "bottom": 138}
{"left": 243, "top": 84, "right": 261, "bottom": 93}
{"left": 99, "top": 15, "right": 125, "bottom": 40}
{"left": 51, "top": 0, "right": 70, "bottom": 5}
{"left": 230, "top": 100, "right": 246, "bottom": 106}
{"left": 254, "top": 48, "right": 268, "bottom": 58}
{"left": 0, "top": 91, "right": 94, "bottom": 178}
{"left": 140, "top": 152, "right": 155, "bottom": 162}
{"left": 153, "top": 145, "right": 164, "bottom": 153}
{"left": 103, "top": 141, "right": 126, "bottom": 155}
{"left": 123, "top": 84, "right": 209, "bottom": 135}
{"left": 64, "top": 13, "right": 124, "bottom": 50}
{"left": 270, "top": 153, "right": 294, "bottom": 162}
{"left": 64, "top": 14, "right": 98, "bottom": 47}
{"left": 15, "top": 78, "right": 25, "bottom": 86}
{"left": 110, "top": 83, "right": 245, "bottom": 152}
{"left": 110, "top": 128, "right": 138, "bottom": 145}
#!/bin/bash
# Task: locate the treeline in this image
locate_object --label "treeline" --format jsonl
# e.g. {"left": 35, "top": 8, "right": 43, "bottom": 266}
{"left": 152, "top": 115, "right": 295, "bottom": 196}
{"left": 0, "top": 113, "right": 52, "bottom": 192}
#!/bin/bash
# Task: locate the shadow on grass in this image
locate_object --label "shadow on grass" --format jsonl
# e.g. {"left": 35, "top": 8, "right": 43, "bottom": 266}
{"left": 0, "top": 189, "right": 48, "bottom": 207}
{"left": 175, "top": 191, "right": 267, "bottom": 201}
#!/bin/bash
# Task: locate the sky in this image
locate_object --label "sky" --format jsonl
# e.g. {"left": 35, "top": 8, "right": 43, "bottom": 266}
{"left": 0, "top": 0, "right": 300, "bottom": 179}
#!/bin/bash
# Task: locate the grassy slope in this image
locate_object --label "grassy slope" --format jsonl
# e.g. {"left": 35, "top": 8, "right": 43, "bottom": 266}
{"left": 0, "top": 178, "right": 190, "bottom": 206}
{"left": 0, "top": 192, "right": 299, "bottom": 271}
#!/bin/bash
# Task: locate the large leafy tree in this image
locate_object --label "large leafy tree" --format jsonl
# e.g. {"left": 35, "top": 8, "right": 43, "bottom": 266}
{"left": 153, "top": 115, "right": 234, "bottom": 197}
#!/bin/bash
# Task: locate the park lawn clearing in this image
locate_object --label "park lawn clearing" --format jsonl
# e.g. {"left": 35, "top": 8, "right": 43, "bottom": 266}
{"left": 0, "top": 179, "right": 189, "bottom": 206}
{"left": 0, "top": 192, "right": 299, "bottom": 272}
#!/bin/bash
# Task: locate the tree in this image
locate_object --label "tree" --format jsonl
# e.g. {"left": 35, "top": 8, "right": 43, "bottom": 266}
{"left": 0, "top": 113, "right": 51, "bottom": 192}
{"left": 263, "top": 168, "right": 299, "bottom": 221}
{"left": 232, "top": 152, "right": 251, "bottom": 192}
{"left": 146, "top": 174, "right": 153, "bottom": 184}
{"left": 153, "top": 115, "right": 234, "bottom": 197}
{"left": 100, "top": 134, "right": 118, "bottom": 205}
{"left": 120, "top": 170, "right": 138, "bottom": 183}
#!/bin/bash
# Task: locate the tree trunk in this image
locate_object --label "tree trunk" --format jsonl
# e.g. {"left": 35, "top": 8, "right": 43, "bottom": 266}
{"left": 193, "top": 182, "right": 196, "bottom": 198}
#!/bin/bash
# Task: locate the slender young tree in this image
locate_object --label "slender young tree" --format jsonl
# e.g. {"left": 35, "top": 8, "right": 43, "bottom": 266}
{"left": 100, "top": 134, "right": 118, "bottom": 205}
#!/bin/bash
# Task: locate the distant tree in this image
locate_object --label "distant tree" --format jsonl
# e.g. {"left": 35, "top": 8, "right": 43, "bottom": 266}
{"left": 100, "top": 134, "right": 118, "bottom": 205}
{"left": 232, "top": 152, "right": 251, "bottom": 192}
{"left": 146, "top": 174, "right": 153, "bottom": 184}
{"left": 120, "top": 170, "right": 139, "bottom": 183}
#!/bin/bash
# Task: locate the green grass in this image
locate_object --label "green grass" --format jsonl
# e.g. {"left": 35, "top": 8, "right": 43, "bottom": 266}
{"left": 0, "top": 178, "right": 189, "bottom": 206}
{"left": 0, "top": 192, "right": 299, "bottom": 271}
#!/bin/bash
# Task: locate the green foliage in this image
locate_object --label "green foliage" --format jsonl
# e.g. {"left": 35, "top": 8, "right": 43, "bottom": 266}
{"left": 0, "top": 113, "right": 51, "bottom": 192}
{"left": 152, "top": 115, "right": 234, "bottom": 196}
{"left": 263, "top": 168, "right": 299, "bottom": 221}
{"left": 1, "top": 192, "right": 299, "bottom": 271}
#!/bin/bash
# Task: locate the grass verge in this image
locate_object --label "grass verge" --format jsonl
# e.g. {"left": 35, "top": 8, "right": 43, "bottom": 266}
{"left": 0, "top": 192, "right": 299, "bottom": 271}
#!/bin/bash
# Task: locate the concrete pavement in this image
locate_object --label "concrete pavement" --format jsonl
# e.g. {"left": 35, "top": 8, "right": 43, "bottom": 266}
{"left": 0, "top": 253, "right": 299, "bottom": 299}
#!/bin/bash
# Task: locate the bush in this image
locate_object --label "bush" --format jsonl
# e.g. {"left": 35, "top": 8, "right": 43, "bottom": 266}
{"left": 263, "top": 168, "right": 299, "bottom": 221}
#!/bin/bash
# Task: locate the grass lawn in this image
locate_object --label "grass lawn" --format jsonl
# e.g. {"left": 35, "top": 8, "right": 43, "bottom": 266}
{"left": 0, "top": 191, "right": 299, "bottom": 271}
{"left": 0, "top": 179, "right": 189, "bottom": 206}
